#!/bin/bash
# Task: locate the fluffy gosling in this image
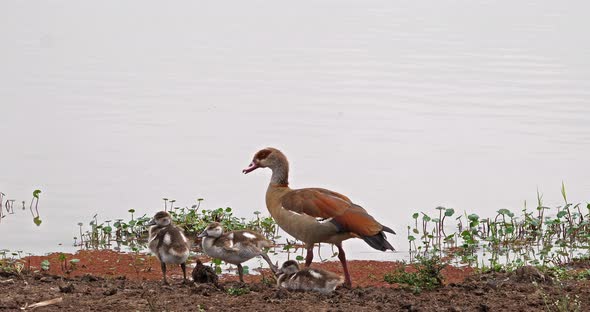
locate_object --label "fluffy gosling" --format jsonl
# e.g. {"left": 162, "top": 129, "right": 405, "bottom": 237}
{"left": 198, "top": 222, "right": 277, "bottom": 282}
{"left": 276, "top": 260, "right": 344, "bottom": 293}
{"left": 148, "top": 211, "right": 190, "bottom": 285}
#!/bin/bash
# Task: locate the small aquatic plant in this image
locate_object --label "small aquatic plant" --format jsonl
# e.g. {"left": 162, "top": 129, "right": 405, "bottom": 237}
{"left": 40, "top": 259, "right": 50, "bottom": 271}
{"left": 535, "top": 277, "right": 582, "bottom": 312}
{"left": 0, "top": 189, "right": 43, "bottom": 225}
{"left": 384, "top": 254, "right": 447, "bottom": 293}
{"left": 407, "top": 184, "right": 590, "bottom": 270}
{"left": 0, "top": 250, "right": 27, "bottom": 275}
{"left": 74, "top": 197, "right": 280, "bottom": 252}
{"left": 57, "top": 252, "right": 80, "bottom": 274}
{"left": 30, "top": 189, "right": 42, "bottom": 226}
{"left": 226, "top": 286, "right": 250, "bottom": 296}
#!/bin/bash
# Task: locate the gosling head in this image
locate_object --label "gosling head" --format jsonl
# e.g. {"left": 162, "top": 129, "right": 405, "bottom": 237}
{"left": 277, "top": 260, "right": 300, "bottom": 275}
{"left": 147, "top": 211, "right": 172, "bottom": 227}
{"left": 198, "top": 222, "right": 224, "bottom": 238}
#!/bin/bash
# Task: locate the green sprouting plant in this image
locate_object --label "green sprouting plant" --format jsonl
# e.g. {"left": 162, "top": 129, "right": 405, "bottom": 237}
{"left": 279, "top": 238, "right": 308, "bottom": 261}
{"left": 248, "top": 211, "right": 277, "bottom": 240}
{"left": 40, "top": 259, "right": 50, "bottom": 271}
{"left": 0, "top": 189, "right": 42, "bottom": 225}
{"left": 0, "top": 250, "right": 34, "bottom": 275}
{"left": 535, "top": 278, "right": 581, "bottom": 312}
{"left": 384, "top": 254, "right": 447, "bottom": 293}
{"left": 55, "top": 252, "right": 80, "bottom": 274}
{"left": 0, "top": 257, "right": 25, "bottom": 275}
{"left": 30, "top": 189, "right": 42, "bottom": 226}
{"left": 211, "top": 258, "right": 223, "bottom": 274}
{"left": 260, "top": 271, "right": 277, "bottom": 287}
{"left": 408, "top": 184, "right": 590, "bottom": 271}
{"left": 241, "top": 265, "right": 250, "bottom": 275}
{"left": 13, "top": 261, "right": 25, "bottom": 275}
{"left": 539, "top": 266, "right": 571, "bottom": 280}
{"left": 226, "top": 286, "right": 250, "bottom": 296}
{"left": 129, "top": 247, "right": 151, "bottom": 275}
{"left": 75, "top": 197, "right": 279, "bottom": 253}
{"left": 575, "top": 269, "right": 590, "bottom": 280}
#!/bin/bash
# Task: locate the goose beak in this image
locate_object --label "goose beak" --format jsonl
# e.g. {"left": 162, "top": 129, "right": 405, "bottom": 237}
{"left": 242, "top": 162, "right": 259, "bottom": 174}
{"left": 147, "top": 219, "right": 156, "bottom": 226}
{"left": 198, "top": 229, "right": 208, "bottom": 238}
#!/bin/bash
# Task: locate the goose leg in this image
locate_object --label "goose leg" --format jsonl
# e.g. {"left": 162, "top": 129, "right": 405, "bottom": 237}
{"left": 161, "top": 262, "right": 169, "bottom": 285}
{"left": 260, "top": 252, "right": 278, "bottom": 273}
{"left": 336, "top": 243, "right": 351, "bottom": 288}
{"left": 305, "top": 244, "right": 314, "bottom": 267}
{"left": 181, "top": 262, "right": 187, "bottom": 284}
{"left": 237, "top": 263, "right": 244, "bottom": 282}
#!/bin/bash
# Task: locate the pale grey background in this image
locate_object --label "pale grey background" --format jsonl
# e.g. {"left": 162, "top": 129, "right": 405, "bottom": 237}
{"left": 1, "top": 1, "right": 589, "bottom": 258}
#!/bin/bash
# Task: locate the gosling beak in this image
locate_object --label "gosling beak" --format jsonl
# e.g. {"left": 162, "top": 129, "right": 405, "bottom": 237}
{"left": 147, "top": 219, "right": 156, "bottom": 226}
{"left": 198, "top": 229, "right": 208, "bottom": 238}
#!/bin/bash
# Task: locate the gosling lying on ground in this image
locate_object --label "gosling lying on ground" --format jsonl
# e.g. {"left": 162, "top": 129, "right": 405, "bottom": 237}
{"left": 198, "top": 222, "right": 277, "bottom": 282}
{"left": 148, "top": 211, "right": 190, "bottom": 285}
{"left": 276, "top": 260, "right": 344, "bottom": 293}
{"left": 192, "top": 259, "right": 219, "bottom": 287}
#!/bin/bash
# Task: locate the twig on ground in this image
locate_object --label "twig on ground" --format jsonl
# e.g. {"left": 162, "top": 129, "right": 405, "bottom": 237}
{"left": 21, "top": 297, "right": 63, "bottom": 310}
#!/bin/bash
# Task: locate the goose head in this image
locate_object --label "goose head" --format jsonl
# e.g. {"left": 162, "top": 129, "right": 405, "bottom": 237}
{"left": 147, "top": 211, "right": 172, "bottom": 227}
{"left": 198, "top": 222, "right": 224, "bottom": 238}
{"left": 242, "top": 147, "right": 288, "bottom": 173}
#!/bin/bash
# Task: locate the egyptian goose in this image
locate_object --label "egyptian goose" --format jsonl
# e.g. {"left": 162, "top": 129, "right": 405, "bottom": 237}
{"left": 192, "top": 259, "right": 219, "bottom": 286}
{"left": 242, "top": 147, "right": 395, "bottom": 287}
{"left": 147, "top": 211, "right": 190, "bottom": 285}
{"left": 276, "top": 260, "right": 344, "bottom": 293}
{"left": 198, "top": 222, "right": 278, "bottom": 282}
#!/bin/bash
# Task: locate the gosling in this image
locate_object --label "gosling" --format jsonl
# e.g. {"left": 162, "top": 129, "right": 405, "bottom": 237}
{"left": 148, "top": 211, "right": 190, "bottom": 285}
{"left": 276, "top": 260, "right": 344, "bottom": 293}
{"left": 192, "top": 259, "right": 219, "bottom": 287}
{"left": 198, "top": 222, "right": 277, "bottom": 282}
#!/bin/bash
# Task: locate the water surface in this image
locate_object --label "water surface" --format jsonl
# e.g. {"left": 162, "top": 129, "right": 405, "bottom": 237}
{"left": 1, "top": 1, "right": 589, "bottom": 258}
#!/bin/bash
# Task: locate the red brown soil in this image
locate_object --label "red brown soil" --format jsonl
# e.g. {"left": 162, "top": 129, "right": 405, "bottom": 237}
{"left": 22, "top": 250, "right": 472, "bottom": 287}
{"left": 1, "top": 250, "right": 588, "bottom": 311}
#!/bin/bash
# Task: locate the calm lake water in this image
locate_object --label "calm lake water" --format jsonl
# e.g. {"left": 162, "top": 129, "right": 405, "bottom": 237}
{"left": 1, "top": 1, "right": 589, "bottom": 260}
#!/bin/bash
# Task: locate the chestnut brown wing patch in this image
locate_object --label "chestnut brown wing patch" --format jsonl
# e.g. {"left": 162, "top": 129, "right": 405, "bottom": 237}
{"left": 280, "top": 188, "right": 383, "bottom": 236}
{"left": 281, "top": 188, "right": 351, "bottom": 218}
{"left": 332, "top": 204, "right": 384, "bottom": 237}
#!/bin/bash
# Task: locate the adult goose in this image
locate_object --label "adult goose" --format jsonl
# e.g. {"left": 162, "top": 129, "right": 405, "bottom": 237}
{"left": 243, "top": 147, "right": 395, "bottom": 287}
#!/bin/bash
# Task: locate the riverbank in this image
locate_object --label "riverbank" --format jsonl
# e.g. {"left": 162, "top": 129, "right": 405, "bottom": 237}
{"left": 1, "top": 250, "right": 589, "bottom": 311}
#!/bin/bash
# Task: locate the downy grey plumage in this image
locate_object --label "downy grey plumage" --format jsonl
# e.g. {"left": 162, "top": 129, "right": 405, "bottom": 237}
{"left": 276, "top": 260, "right": 344, "bottom": 293}
{"left": 148, "top": 211, "right": 190, "bottom": 284}
{"left": 198, "top": 222, "right": 277, "bottom": 282}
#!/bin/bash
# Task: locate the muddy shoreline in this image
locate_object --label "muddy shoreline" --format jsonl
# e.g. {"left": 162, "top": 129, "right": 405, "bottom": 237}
{"left": 1, "top": 250, "right": 589, "bottom": 311}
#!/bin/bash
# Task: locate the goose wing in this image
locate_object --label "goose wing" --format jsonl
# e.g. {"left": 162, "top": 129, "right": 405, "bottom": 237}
{"left": 280, "top": 188, "right": 386, "bottom": 237}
